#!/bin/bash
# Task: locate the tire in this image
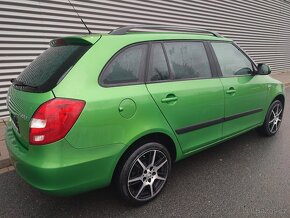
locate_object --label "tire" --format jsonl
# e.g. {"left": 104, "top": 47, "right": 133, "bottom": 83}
{"left": 258, "top": 100, "right": 284, "bottom": 136}
{"left": 115, "top": 142, "right": 171, "bottom": 205}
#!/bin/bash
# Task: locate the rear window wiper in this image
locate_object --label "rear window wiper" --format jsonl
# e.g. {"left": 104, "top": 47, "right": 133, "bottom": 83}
{"left": 11, "top": 79, "right": 38, "bottom": 89}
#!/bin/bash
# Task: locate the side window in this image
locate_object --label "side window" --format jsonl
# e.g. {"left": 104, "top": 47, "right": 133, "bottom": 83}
{"left": 164, "top": 42, "right": 212, "bottom": 80}
{"left": 211, "top": 42, "right": 253, "bottom": 76}
{"left": 148, "top": 43, "right": 170, "bottom": 81}
{"left": 101, "top": 44, "right": 147, "bottom": 85}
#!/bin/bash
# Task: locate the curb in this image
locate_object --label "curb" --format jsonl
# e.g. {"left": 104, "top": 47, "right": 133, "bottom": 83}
{"left": 0, "top": 157, "right": 11, "bottom": 169}
{"left": 0, "top": 151, "right": 11, "bottom": 169}
{"left": 0, "top": 142, "right": 10, "bottom": 169}
{"left": 0, "top": 166, "right": 14, "bottom": 175}
{"left": 0, "top": 120, "right": 11, "bottom": 170}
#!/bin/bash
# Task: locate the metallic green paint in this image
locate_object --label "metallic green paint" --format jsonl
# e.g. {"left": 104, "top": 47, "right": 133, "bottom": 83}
{"left": 147, "top": 78, "right": 224, "bottom": 153}
{"left": 220, "top": 75, "right": 268, "bottom": 137}
{"left": 5, "top": 33, "right": 285, "bottom": 196}
{"left": 6, "top": 124, "right": 125, "bottom": 195}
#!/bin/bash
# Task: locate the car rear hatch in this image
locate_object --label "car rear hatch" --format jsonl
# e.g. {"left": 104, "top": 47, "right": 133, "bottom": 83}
{"left": 7, "top": 36, "right": 100, "bottom": 149}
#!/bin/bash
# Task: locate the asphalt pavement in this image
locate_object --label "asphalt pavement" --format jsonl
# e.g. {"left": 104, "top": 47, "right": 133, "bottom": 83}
{"left": 0, "top": 88, "right": 289, "bottom": 218}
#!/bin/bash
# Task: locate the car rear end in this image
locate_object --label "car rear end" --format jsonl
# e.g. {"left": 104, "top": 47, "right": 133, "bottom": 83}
{"left": 5, "top": 35, "right": 122, "bottom": 195}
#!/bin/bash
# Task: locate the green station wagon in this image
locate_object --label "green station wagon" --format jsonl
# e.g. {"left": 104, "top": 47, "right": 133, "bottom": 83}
{"left": 6, "top": 25, "right": 285, "bottom": 204}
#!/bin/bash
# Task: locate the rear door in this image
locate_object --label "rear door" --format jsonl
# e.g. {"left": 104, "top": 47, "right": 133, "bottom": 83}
{"left": 146, "top": 41, "right": 224, "bottom": 153}
{"left": 210, "top": 42, "right": 267, "bottom": 137}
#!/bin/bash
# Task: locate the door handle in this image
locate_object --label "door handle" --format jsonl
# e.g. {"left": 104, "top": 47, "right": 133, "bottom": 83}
{"left": 226, "top": 87, "right": 236, "bottom": 95}
{"left": 161, "top": 94, "right": 178, "bottom": 103}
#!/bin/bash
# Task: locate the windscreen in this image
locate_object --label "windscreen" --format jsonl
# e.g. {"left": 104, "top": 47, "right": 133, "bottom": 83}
{"left": 14, "top": 45, "right": 90, "bottom": 92}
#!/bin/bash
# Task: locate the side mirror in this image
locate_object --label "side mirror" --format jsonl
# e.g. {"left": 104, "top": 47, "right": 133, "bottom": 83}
{"left": 257, "top": 63, "right": 271, "bottom": 75}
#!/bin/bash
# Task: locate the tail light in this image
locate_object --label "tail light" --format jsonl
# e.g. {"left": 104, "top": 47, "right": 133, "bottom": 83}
{"left": 29, "top": 98, "right": 85, "bottom": 145}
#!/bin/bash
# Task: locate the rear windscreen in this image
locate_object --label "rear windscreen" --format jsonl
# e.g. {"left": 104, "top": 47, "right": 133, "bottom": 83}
{"left": 15, "top": 45, "right": 90, "bottom": 92}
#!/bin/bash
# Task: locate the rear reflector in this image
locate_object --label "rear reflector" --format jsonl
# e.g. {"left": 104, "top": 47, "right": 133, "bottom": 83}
{"left": 29, "top": 98, "right": 85, "bottom": 145}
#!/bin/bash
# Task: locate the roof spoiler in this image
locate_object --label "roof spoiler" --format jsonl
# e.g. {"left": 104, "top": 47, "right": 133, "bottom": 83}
{"left": 49, "top": 37, "right": 96, "bottom": 47}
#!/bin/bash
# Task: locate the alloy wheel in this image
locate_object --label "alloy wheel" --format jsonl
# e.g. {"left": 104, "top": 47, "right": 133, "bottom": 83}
{"left": 268, "top": 103, "right": 283, "bottom": 134}
{"left": 127, "top": 149, "right": 169, "bottom": 201}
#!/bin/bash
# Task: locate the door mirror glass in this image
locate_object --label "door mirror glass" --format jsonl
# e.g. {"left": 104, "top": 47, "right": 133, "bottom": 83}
{"left": 257, "top": 63, "right": 271, "bottom": 75}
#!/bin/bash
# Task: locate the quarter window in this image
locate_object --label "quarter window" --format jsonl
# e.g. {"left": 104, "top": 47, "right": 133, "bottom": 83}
{"left": 164, "top": 42, "right": 212, "bottom": 80}
{"left": 101, "top": 44, "right": 147, "bottom": 85}
{"left": 148, "top": 43, "right": 170, "bottom": 81}
{"left": 211, "top": 42, "right": 253, "bottom": 76}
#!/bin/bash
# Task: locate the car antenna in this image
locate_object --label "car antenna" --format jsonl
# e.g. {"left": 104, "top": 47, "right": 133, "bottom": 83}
{"left": 68, "top": 0, "right": 92, "bottom": 34}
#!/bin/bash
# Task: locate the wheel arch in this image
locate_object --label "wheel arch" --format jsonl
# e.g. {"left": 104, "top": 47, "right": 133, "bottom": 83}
{"left": 262, "top": 93, "right": 285, "bottom": 122}
{"left": 112, "top": 131, "right": 178, "bottom": 183}
{"left": 272, "top": 94, "right": 285, "bottom": 107}
{"left": 258, "top": 92, "right": 285, "bottom": 136}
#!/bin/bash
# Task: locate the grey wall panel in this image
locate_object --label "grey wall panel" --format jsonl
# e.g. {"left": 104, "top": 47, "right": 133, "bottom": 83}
{"left": 0, "top": 0, "right": 290, "bottom": 118}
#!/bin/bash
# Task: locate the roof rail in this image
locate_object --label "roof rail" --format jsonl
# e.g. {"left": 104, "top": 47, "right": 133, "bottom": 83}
{"left": 109, "top": 25, "right": 222, "bottom": 37}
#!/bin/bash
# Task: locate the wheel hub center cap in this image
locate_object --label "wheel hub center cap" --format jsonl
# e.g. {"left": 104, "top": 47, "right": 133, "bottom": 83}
{"left": 144, "top": 168, "right": 156, "bottom": 180}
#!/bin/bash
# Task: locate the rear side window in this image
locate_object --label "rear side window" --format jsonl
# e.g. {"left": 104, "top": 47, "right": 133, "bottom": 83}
{"left": 164, "top": 42, "right": 212, "bottom": 80}
{"left": 211, "top": 42, "right": 253, "bottom": 76}
{"left": 15, "top": 45, "right": 90, "bottom": 92}
{"left": 100, "top": 44, "right": 148, "bottom": 86}
{"left": 148, "top": 43, "right": 170, "bottom": 81}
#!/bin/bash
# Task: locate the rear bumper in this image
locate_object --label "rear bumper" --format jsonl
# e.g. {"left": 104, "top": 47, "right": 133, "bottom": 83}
{"left": 5, "top": 124, "right": 125, "bottom": 196}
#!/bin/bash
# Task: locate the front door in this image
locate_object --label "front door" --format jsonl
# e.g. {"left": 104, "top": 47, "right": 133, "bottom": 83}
{"left": 210, "top": 42, "right": 268, "bottom": 137}
{"left": 146, "top": 41, "right": 224, "bottom": 153}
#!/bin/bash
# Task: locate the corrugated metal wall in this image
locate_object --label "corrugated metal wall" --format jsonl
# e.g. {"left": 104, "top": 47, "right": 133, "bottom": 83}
{"left": 0, "top": 0, "right": 290, "bottom": 118}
